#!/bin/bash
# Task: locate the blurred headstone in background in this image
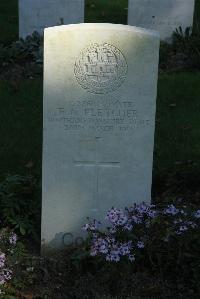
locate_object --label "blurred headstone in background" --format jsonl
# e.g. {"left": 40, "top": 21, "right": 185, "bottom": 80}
{"left": 19, "top": 0, "right": 85, "bottom": 38}
{"left": 128, "top": 0, "right": 195, "bottom": 41}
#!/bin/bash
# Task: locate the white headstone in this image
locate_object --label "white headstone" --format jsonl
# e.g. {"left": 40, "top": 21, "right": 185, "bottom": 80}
{"left": 128, "top": 0, "right": 195, "bottom": 41}
{"left": 41, "top": 23, "right": 160, "bottom": 250}
{"left": 19, "top": 0, "right": 85, "bottom": 38}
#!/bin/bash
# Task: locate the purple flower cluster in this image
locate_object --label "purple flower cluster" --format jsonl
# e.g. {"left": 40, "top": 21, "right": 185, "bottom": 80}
{"left": 9, "top": 233, "right": 17, "bottom": 245}
{"left": 0, "top": 254, "right": 5, "bottom": 269}
{"left": 90, "top": 235, "right": 134, "bottom": 262}
{"left": 0, "top": 269, "right": 12, "bottom": 286}
{"left": 106, "top": 208, "right": 132, "bottom": 233}
{"left": 194, "top": 210, "right": 200, "bottom": 218}
{"left": 137, "top": 241, "right": 145, "bottom": 249}
{"left": 106, "top": 208, "right": 128, "bottom": 226}
{"left": 164, "top": 204, "right": 180, "bottom": 216}
{"left": 134, "top": 203, "right": 157, "bottom": 219}
{"left": 83, "top": 202, "right": 200, "bottom": 263}
{"left": 83, "top": 202, "right": 157, "bottom": 262}
{"left": 82, "top": 219, "right": 101, "bottom": 232}
{"left": 0, "top": 230, "right": 17, "bottom": 293}
{"left": 173, "top": 219, "right": 197, "bottom": 235}
{"left": 105, "top": 203, "right": 157, "bottom": 232}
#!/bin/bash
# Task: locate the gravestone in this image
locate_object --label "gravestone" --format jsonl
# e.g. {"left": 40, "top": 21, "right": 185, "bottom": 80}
{"left": 42, "top": 23, "right": 160, "bottom": 250}
{"left": 19, "top": 0, "right": 85, "bottom": 38}
{"left": 128, "top": 0, "right": 195, "bottom": 41}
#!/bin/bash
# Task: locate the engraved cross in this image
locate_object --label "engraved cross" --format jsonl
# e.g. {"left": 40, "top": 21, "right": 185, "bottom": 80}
{"left": 74, "top": 137, "right": 120, "bottom": 207}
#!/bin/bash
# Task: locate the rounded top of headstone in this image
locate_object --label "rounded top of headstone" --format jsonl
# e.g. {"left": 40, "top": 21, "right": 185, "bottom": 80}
{"left": 44, "top": 23, "right": 160, "bottom": 39}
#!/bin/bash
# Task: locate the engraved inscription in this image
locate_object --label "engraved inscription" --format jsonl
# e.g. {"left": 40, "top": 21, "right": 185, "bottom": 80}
{"left": 74, "top": 43, "right": 128, "bottom": 94}
{"left": 47, "top": 98, "right": 151, "bottom": 134}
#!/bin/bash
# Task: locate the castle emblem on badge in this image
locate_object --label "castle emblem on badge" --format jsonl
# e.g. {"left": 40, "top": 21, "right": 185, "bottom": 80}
{"left": 74, "top": 43, "right": 128, "bottom": 94}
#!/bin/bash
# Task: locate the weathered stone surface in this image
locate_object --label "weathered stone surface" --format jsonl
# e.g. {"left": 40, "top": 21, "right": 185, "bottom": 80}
{"left": 128, "top": 0, "right": 195, "bottom": 41}
{"left": 19, "top": 0, "right": 84, "bottom": 38}
{"left": 42, "top": 23, "right": 160, "bottom": 250}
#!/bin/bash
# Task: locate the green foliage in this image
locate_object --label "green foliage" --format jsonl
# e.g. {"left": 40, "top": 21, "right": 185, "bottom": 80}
{"left": 0, "top": 32, "right": 43, "bottom": 66}
{"left": 173, "top": 26, "right": 200, "bottom": 68}
{"left": 0, "top": 174, "right": 40, "bottom": 240}
{"left": 1, "top": 27, "right": 199, "bottom": 79}
{"left": 144, "top": 207, "right": 200, "bottom": 292}
{"left": 160, "top": 26, "right": 200, "bottom": 70}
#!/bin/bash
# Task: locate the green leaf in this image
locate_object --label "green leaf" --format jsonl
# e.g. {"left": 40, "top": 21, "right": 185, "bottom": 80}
{"left": 19, "top": 226, "right": 26, "bottom": 235}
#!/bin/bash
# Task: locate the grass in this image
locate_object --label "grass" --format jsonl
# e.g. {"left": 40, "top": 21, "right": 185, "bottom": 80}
{"left": 0, "top": 79, "right": 42, "bottom": 177}
{"left": 154, "top": 71, "right": 200, "bottom": 177}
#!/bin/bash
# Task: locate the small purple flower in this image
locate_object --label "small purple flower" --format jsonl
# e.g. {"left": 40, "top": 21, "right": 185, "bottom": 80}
{"left": 123, "top": 222, "right": 133, "bottom": 231}
{"left": 176, "top": 225, "right": 188, "bottom": 235}
{"left": 0, "top": 269, "right": 12, "bottom": 285}
{"left": 92, "top": 233, "right": 98, "bottom": 239}
{"left": 82, "top": 219, "right": 101, "bottom": 232}
{"left": 137, "top": 241, "right": 145, "bottom": 249}
{"left": 106, "top": 253, "right": 120, "bottom": 262}
{"left": 3, "top": 269, "right": 12, "bottom": 281}
{"left": 174, "top": 219, "right": 197, "bottom": 234}
{"left": 180, "top": 209, "right": 187, "bottom": 216}
{"left": 108, "top": 227, "right": 117, "bottom": 234}
{"left": 145, "top": 220, "right": 151, "bottom": 228}
{"left": 135, "top": 203, "right": 149, "bottom": 214}
{"left": 92, "top": 237, "right": 109, "bottom": 254}
{"left": 0, "top": 275, "right": 5, "bottom": 286}
{"left": 174, "top": 219, "right": 183, "bottom": 225}
{"left": 90, "top": 248, "right": 98, "bottom": 256}
{"left": 0, "top": 253, "right": 5, "bottom": 268}
{"left": 179, "top": 225, "right": 188, "bottom": 232}
{"left": 147, "top": 209, "right": 158, "bottom": 218}
{"left": 135, "top": 203, "right": 157, "bottom": 220}
{"left": 184, "top": 221, "right": 197, "bottom": 229}
{"left": 128, "top": 254, "right": 135, "bottom": 262}
{"left": 194, "top": 210, "right": 200, "bottom": 219}
{"left": 106, "top": 208, "right": 128, "bottom": 226}
{"left": 119, "top": 241, "right": 133, "bottom": 256}
{"left": 9, "top": 233, "right": 17, "bottom": 245}
{"left": 164, "top": 204, "right": 179, "bottom": 216}
{"left": 132, "top": 215, "right": 142, "bottom": 224}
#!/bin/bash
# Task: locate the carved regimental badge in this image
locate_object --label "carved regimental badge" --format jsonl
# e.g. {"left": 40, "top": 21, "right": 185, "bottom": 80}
{"left": 74, "top": 43, "right": 128, "bottom": 94}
